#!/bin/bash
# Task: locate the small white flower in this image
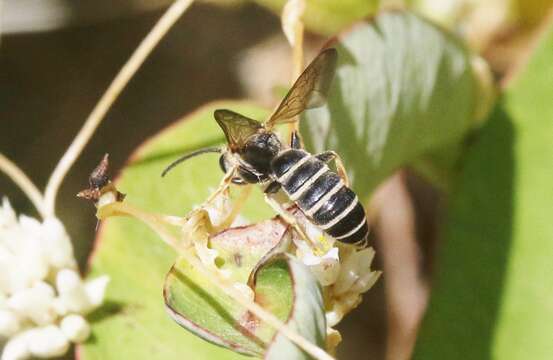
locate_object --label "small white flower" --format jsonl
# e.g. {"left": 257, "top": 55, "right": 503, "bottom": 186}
{"left": 26, "top": 325, "right": 69, "bottom": 358}
{"left": 0, "top": 310, "right": 21, "bottom": 338}
{"left": 333, "top": 247, "right": 378, "bottom": 296}
{"left": 294, "top": 222, "right": 341, "bottom": 286}
{"left": 0, "top": 247, "right": 17, "bottom": 295}
{"left": 7, "top": 282, "right": 57, "bottom": 326}
{"left": 56, "top": 269, "right": 108, "bottom": 315}
{"left": 56, "top": 269, "right": 91, "bottom": 314}
{"left": 1, "top": 331, "right": 30, "bottom": 360}
{"left": 42, "top": 218, "right": 77, "bottom": 270}
{"left": 299, "top": 246, "right": 341, "bottom": 286}
{"left": 325, "top": 247, "right": 381, "bottom": 328}
{"left": 60, "top": 315, "right": 90, "bottom": 343}
{"left": 0, "top": 198, "right": 16, "bottom": 228}
{"left": 83, "top": 275, "right": 110, "bottom": 309}
{"left": 0, "top": 216, "right": 49, "bottom": 294}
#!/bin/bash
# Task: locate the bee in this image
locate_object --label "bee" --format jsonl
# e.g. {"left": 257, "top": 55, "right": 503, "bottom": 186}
{"left": 163, "top": 48, "right": 368, "bottom": 248}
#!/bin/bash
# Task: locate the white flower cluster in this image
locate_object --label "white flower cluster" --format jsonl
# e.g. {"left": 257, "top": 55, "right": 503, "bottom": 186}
{"left": 0, "top": 198, "right": 109, "bottom": 360}
{"left": 294, "top": 222, "right": 381, "bottom": 327}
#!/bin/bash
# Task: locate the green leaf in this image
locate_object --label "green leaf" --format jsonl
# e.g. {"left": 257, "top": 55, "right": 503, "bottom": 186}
{"left": 165, "top": 245, "right": 326, "bottom": 359}
{"left": 263, "top": 255, "right": 326, "bottom": 360}
{"left": 163, "top": 219, "right": 290, "bottom": 356}
{"left": 79, "top": 102, "right": 276, "bottom": 360}
{"left": 253, "top": 0, "right": 379, "bottom": 35}
{"left": 301, "top": 11, "right": 479, "bottom": 200}
{"left": 414, "top": 19, "right": 553, "bottom": 360}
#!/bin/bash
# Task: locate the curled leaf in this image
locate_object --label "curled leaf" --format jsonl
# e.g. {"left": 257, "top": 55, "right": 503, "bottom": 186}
{"left": 164, "top": 218, "right": 327, "bottom": 358}
{"left": 164, "top": 218, "right": 290, "bottom": 356}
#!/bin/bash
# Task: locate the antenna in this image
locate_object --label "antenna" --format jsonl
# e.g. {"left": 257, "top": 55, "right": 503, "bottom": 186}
{"left": 161, "top": 147, "right": 222, "bottom": 177}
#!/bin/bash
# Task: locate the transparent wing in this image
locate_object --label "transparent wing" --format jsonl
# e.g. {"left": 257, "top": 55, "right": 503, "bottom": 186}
{"left": 214, "top": 109, "right": 263, "bottom": 151}
{"left": 266, "top": 48, "right": 337, "bottom": 129}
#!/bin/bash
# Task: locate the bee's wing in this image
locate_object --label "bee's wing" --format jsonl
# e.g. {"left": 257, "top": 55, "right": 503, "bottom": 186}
{"left": 265, "top": 48, "right": 337, "bottom": 129}
{"left": 214, "top": 109, "right": 263, "bottom": 151}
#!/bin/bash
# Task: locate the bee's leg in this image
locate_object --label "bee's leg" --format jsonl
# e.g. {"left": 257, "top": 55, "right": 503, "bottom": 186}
{"left": 216, "top": 185, "right": 252, "bottom": 231}
{"left": 290, "top": 131, "right": 303, "bottom": 149}
{"left": 264, "top": 181, "right": 281, "bottom": 194}
{"left": 263, "top": 195, "right": 321, "bottom": 250}
{"left": 205, "top": 166, "right": 236, "bottom": 204}
{"left": 316, "top": 151, "right": 350, "bottom": 187}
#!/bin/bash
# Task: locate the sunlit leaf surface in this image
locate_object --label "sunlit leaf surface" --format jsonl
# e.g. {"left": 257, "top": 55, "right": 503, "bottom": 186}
{"left": 301, "top": 11, "right": 477, "bottom": 200}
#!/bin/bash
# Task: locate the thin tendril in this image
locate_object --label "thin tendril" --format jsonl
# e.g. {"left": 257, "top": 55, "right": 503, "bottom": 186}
{"left": 43, "top": 0, "right": 195, "bottom": 217}
{"left": 0, "top": 153, "right": 47, "bottom": 218}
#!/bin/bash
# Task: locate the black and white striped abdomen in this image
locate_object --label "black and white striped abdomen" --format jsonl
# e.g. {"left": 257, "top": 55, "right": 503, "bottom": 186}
{"left": 270, "top": 149, "right": 368, "bottom": 246}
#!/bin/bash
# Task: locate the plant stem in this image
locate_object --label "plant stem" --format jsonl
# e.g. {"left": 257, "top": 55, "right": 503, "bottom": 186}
{"left": 0, "top": 153, "right": 47, "bottom": 218}
{"left": 43, "top": 0, "right": 195, "bottom": 217}
{"left": 97, "top": 202, "right": 180, "bottom": 250}
{"left": 217, "top": 185, "right": 252, "bottom": 230}
{"left": 288, "top": 0, "right": 305, "bottom": 135}
{"left": 292, "top": 20, "right": 305, "bottom": 79}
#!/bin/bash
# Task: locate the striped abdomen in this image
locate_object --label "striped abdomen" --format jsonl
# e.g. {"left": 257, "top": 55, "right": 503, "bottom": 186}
{"left": 270, "top": 149, "right": 368, "bottom": 246}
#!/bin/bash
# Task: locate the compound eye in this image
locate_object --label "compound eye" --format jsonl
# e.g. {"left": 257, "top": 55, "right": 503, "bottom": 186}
{"left": 218, "top": 154, "right": 228, "bottom": 173}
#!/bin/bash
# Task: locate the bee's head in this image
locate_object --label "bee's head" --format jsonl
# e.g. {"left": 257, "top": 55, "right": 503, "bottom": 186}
{"left": 241, "top": 132, "right": 281, "bottom": 173}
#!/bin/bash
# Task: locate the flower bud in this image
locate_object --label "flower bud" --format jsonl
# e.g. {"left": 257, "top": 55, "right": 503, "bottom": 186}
{"left": 3, "top": 216, "right": 49, "bottom": 292}
{"left": 333, "top": 249, "right": 362, "bottom": 296}
{"left": 56, "top": 269, "right": 92, "bottom": 314}
{"left": 60, "top": 314, "right": 91, "bottom": 343}
{"left": 0, "top": 249, "right": 15, "bottom": 294}
{"left": 27, "top": 325, "right": 69, "bottom": 358}
{"left": 7, "top": 282, "right": 57, "bottom": 325}
{"left": 0, "top": 198, "right": 17, "bottom": 228}
{"left": 0, "top": 310, "right": 21, "bottom": 337}
{"left": 42, "top": 218, "right": 76, "bottom": 270}
{"left": 1, "top": 331, "right": 30, "bottom": 360}
{"left": 325, "top": 310, "right": 341, "bottom": 328}
{"left": 84, "top": 275, "right": 109, "bottom": 309}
